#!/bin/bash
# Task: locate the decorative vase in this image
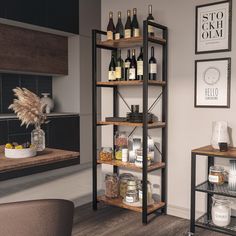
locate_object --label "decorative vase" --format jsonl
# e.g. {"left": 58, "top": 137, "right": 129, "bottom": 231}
{"left": 211, "top": 121, "right": 230, "bottom": 149}
{"left": 40, "top": 93, "right": 54, "bottom": 114}
{"left": 31, "top": 125, "right": 45, "bottom": 151}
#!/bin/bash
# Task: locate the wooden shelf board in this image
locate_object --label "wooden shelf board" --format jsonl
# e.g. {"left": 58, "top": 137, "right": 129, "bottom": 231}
{"left": 192, "top": 145, "right": 236, "bottom": 159}
{"left": 97, "top": 36, "right": 166, "bottom": 49}
{"left": 97, "top": 195, "right": 165, "bottom": 214}
{"left": 97, "top": 159, "right": 165, "bottom": 172}
{"left": 97, "top": 121, "right": 166, "bottom": 128}
{"left": 96, "top": 80, "right": 166, "bottom": 87}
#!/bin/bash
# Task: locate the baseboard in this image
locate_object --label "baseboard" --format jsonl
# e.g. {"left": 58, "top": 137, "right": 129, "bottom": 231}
{"left": 167, "top": 204, "right": 203, "bottom": 220}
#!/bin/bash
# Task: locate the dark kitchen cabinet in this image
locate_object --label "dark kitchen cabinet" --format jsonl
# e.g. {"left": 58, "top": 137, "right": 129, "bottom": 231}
{"left": 0, "top": 0, "right": 79, "bottom": 34}
{"left": 48, "top": 116, "right": 80, "bottom": 151}
{"left": 0, "top": 121, "right": 8, "bottom": 144}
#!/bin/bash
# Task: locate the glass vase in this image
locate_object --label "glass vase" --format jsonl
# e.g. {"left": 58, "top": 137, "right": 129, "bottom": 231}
{"left": 31, "top": 126, "right": 45, "bottom": 151}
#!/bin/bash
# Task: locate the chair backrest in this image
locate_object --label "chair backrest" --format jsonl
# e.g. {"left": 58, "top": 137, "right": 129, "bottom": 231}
{"left": 0, "top": 199, "right": 74, "bottom": 236}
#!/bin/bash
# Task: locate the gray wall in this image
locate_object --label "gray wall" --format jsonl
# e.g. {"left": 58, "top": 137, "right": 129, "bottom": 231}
{"left": 101, "top": 0, "right": 236, "bottom": 218}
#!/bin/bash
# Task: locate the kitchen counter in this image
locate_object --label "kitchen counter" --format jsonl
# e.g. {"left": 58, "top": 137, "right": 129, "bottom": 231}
{"left": 0, "top": 112, "right": 79, "bottom": 120}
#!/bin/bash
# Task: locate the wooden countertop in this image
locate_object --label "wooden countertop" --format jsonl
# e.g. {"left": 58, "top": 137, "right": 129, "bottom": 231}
{"left": 192, "top": 145, "right": 236, "bottom": 159}
{"left": 0, "top": 146, "right": 80, "bottom": 174}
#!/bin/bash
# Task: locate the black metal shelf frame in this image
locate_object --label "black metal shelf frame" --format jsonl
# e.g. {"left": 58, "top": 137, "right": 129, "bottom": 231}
{"left": 92, "top": 21, "right": 168, "bottom": 224}
{"left": 190, "top": 154, "right": 236, "bottom": 235}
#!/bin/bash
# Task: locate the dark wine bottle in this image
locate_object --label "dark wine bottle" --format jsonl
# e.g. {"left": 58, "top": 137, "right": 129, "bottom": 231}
{"left": 115, "top": 49, "right": 124, "bottom": 80}
{"left": 137, "top": 47, "right": 143, "bottom": 80}
{"left": 125, "top": 10, "right": 132, "bottom": 39}
{"left": 107, "top": 11, "right": 115, "bottom": 40}
{"left": 115, "top": 11, "right": 124, "bottom": 40}
{"left": 131, "top": 8, "right": 140, "bottom": 37}
{"left": 147, "top": 5, "right": 155, "bottom": 37}
{"left": 124, "top": 49, "right": 131, "bottom": 81}
{"left": 129, "top": 49, "right": 137, "bottom": 80}
{"left": 108, "top": 51, "right": 116, "bottom": 81}
{"left": 149, "top": 47, "right": 157, "bottom": 80}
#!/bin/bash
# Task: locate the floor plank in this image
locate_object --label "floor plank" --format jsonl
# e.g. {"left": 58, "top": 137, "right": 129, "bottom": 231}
{"left": 72, "top": 203, "right": 225, "bottom": 236}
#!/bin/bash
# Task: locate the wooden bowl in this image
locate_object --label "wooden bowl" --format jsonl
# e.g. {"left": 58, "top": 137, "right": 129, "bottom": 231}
{"left": 5, "top": 148, "right": 37, "bottom": 159}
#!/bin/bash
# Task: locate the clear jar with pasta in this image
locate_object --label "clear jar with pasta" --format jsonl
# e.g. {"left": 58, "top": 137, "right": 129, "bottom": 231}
{"left": 105, "top": 173, "right": 119, "bottom": 198}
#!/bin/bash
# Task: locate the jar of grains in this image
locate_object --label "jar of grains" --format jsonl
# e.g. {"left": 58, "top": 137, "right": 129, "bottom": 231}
{"left": 209, "top": 166, "right": 225, "bottom": 185}
{"left": 99, "top": 147, "right": 113, "bottom": 161}
{"left": 105, "top": 173, "right": 119, "bottom": 198}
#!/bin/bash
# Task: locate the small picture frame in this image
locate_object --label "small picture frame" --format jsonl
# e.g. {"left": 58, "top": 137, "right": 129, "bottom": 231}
{"left": 194, "top": 58, "right": 231, "bottom": 108}
{"left": 195, "top": 0, "right": 232, "bottom": 54}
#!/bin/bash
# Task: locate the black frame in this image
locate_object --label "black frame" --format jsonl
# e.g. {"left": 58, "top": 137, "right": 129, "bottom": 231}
{"left": 190, "top": 151, "right": 236, "bottom": 235}
{"left": 194, "top": 57, "right": 231, "bottom": 108}
{"left": 195, "top": 0, "right": 232, "bottom": 54}
{"left": 92, "top": 21, "right": 168, "bottom": 224}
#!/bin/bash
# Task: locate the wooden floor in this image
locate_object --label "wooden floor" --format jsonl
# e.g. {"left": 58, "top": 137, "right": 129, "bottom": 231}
{"left": 72, "top": 203, "right": 224, "bottom": 236}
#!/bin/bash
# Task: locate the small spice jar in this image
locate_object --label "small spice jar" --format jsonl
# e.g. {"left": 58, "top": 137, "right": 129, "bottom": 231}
{"left": 99, "top": 147, "right": 113, "bottom": 161}
{"left": 125, "top": 190, "right": 138, "bottom": 203}
{"left": 135, "top": 149, "right": 151, "bottom": 168}
{"left": 119, "top": 173, "right": 134, "bottom": 198}
{"left": 212, "top": 196, "right": 231, "bottom": 227}
{"left": 209, "top": 166, "right": 225, "bottom": 185}
{"left": 137, "top": 180, "right": 153, "bottom": 204}
{"left": 105, "top": 173, "right": 119, "bottom": 198}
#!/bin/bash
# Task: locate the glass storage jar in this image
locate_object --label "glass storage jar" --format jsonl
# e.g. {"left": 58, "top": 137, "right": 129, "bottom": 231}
{"left": 137, "top": 180, "right": 153, "bottom": 204}
{"left": 105, "top": 173, "right": 119, "bottom": 198}
{"left": 126, "top": 178, "right": 138, "bottom": 191}
{"left": 209, "top": 166, "right": 225, "bottom": 185}
{"left": 135, "top": 149, "right": 151, "bottom": 168}
{"left": 99, "top": 147, "right": 113, "bottom": 161}
{"left": 124, "top": 190, "right": 138, "bottom": 203}
{"left": 119, "top": 173, "right": 134, "bottom": 198}
{"left": 115, "top": 131, "right": 128, "bottom": 160}
{"left": 212, "top": 196, "right": 231, "bottom": 227}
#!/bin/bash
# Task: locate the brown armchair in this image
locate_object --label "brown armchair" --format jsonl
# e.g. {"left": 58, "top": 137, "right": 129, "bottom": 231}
{"left": 0, "top": 199, "right": 74, "bottom": 236}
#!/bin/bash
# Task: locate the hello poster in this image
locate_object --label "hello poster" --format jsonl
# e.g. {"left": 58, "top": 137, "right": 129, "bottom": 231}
{"left": 195, "top": 0, "right": 232, "bottom": 54}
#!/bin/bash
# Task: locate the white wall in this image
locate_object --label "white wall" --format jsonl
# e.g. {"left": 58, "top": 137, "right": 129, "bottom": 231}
{"left": 101, "top": 0, "right": 236, "bottom": 219}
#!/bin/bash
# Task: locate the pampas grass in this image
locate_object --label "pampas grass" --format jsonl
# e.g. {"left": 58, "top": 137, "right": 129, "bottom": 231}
{"left": 9, "top": 87, "right": 47, "bottom": 128}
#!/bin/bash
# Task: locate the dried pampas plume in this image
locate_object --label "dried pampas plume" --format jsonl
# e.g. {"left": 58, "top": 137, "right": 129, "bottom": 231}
{"left": 9, "top": 87, "right": 47, "bottom": 128}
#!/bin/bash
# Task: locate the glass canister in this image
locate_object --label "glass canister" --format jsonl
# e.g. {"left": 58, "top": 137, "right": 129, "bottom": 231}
{"left": 105, "top": 173, "right": 119, "bottom": 198}
{"left": 119, "top": 173, "right": 134, "bottom": 198}
{"left": 125, "top": 190, "right": 138, "bottom": 203}
{"left": 115, "top": 131, "right": 128, "bottom": 160}
{"left": 137, "top": 180, "right": 153, "bottom": 204}
{"left": 212, "top": 196, "right": 231, "bottom": 227}
{"left": 99, "top": 147, "right": 113, "bottom": 161}
{"left": 209, "top": 166, "right": 225, "bottom": 185}
{"left": 135, "top": 149, "right": 151, "bottom": 168}
{"left": 127, "top": 178, "right": 138, "bottom": 191}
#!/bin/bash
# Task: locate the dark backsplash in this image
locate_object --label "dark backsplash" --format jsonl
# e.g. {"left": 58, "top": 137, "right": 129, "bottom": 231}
{"left": 0, "top": 73, "right": 52, "bottom": 113}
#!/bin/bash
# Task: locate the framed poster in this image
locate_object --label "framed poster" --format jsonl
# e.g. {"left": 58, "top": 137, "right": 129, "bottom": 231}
{"left": 195, "top": 0, "right": 232, "bottom": 54}
{"left": 194, "top": 58, "right": 231, "bottom": 108}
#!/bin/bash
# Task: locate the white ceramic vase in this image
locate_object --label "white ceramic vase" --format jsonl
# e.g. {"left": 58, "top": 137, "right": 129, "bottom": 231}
{"left": 41, "top": 93, "right": 54, "bottom": 114}
{"left": 211, "top": 121, "right": 230, "bottom": 149}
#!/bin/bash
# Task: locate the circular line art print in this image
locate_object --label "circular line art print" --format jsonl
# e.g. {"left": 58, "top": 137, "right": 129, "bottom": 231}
{"left": 203, "top": 67, "right": 221, "bottom": 85}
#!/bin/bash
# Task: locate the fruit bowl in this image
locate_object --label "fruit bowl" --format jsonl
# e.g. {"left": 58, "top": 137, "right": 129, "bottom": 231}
{"left": 5, "top": 147, "right": 37, "bottom": 159}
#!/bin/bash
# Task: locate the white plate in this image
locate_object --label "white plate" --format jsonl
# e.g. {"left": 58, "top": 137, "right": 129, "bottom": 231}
{"left": 5, "top": 148, "right": 37, "bottom": 159}
{"left": 123, "top": 198, "right": 155, "bottom": 207}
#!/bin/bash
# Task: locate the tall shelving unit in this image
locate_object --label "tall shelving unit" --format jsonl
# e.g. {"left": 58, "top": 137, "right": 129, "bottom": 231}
{"left": 92, "top": 20, "right": 168, "bottom": 224}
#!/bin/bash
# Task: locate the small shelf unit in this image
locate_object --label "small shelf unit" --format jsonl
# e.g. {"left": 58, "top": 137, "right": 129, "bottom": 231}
{"left": 190, "top": 145, "right": 236, "bottom": 235}
{"left": 92, "top": 21, "right": 168, "bottom": 224}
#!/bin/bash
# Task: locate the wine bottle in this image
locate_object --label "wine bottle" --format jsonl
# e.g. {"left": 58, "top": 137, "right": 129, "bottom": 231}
{"left": 149, "top": 47, "right": 157, "bottom": 80}
{"left": 137, "top": 47, "right": 143, "bottom": 80}
{"left": 131, "top": 8, "right": 140, "bottom": 37}
{"left": 115, "top": 11, "right": 124, "bottom": 40}
{"left": 147, "top": 5, "right": 155, "bottom": 37}
{"left": 108, "top": 51, "right": 116, "bottom": 81}
{"left": 125, "top": 10, "right": 132, "bottom": 39}
{"left": 124, "top": 49, "right": 131, "bottom": 81}
{"left": 107, "top": 11, "right": 115, "bottom": 40}
{"left": 116, "top": 49, "right": 124, "bottom": 80}
{"left": 129, "top": 49, "right": 137, "bottom": 80}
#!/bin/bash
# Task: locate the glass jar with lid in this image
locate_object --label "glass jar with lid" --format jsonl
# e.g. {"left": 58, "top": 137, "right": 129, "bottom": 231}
{"left": 209, "top": 166, "right": 225, "bottom": 185}
{"left": 115, "top": 131, "right": 128, "bottom": 160}
{"left": 212, "top": 196, "right": 231, "bottom": 227}
{"left": 119, "top": 173, "right": 134, "bottom": 198}
{"left": 99, "top": 147, "right": 113, "bottom": 161}
{"left": 105, "top": 173, "right": 119, "bottom": 198}
{"left": 124, "top": 189, "right": 138, "bottom": 203}
{"left": 137, "top": 180, "right": 153, "bottom": 204}
{"left": 127, "top": 178, "right": 138, "bottom": 191}
{"left": 135, "top": 149, "right": 151, "bottom": 168}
